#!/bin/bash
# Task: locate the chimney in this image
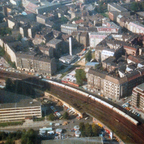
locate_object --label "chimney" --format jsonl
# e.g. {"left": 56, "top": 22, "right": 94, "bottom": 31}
{"left": 69, "top": 37, "right": 72, "bottom": 56}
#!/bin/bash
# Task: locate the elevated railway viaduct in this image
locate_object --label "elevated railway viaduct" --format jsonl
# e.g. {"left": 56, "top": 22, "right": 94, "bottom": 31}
{"left": 1, "top": 70, "right": 144, "bottom": 143}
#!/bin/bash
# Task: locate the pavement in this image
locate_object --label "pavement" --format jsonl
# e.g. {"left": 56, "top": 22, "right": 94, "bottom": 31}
{"left": 0, "top": 117, "right": 92, "bottom": 133}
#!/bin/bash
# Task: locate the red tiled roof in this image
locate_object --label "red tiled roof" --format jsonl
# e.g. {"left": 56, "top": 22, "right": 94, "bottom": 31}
{"left": 75, "top": 19, "right": 84, "bottom": 24}
{"left": 127, "top": 55, "right": 141, "bottom": 63}
{"left": 25, "top": 2, "right": 38, "bottom": 13}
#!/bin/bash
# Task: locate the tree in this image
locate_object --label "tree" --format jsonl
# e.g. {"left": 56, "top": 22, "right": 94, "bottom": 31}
{"left": 5, "top": 139, "right": 14, "bottom": 144}
{"left": 75, "top": 69, "right": 86, "bottom": 85}
{"left": 21, "top": 129, "right": 36, "bottom": 144}
{"left": 85, "top": 50, "right": 92, "bottom": 62}
{"left": 63, "top": 112, "right": 69, "bottom": 119}
{"left": 85, "top": 123, "right": 92, "bottom": 137}
{"left": 49, "top": 113, "right": 55, "bottom": 121}
{"left": 17, "top": 33, "right": 22, "bottom": 41}
{"left": 0, "top": 132, "right": 7, "bottom": 140}
{"left": 131, "top": 2, "right": 139, "bottom": 12}
{"left": 79, "top": 122, "right": 85, "bottom": 131}
{"left": 92, "top": 123, "right": 100, "bottom": 136}
{"left": 0, "top": 28, "right": 11, "bottom": 36}
{"left": 61, "top": 16, "right": 68, "bottom": 23}
{"left": 16, "top": 130, "right": 22, "bottom": 139}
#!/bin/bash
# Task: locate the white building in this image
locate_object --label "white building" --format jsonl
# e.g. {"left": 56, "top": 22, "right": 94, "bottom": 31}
{"left": 101, "top": 49, "right": 115, "bottom": 61}
{"left": 0, "top": 91, "right": 42, "bottom": 122}
{"left": 89, "top": 32, "right": 108, "bottom": 48}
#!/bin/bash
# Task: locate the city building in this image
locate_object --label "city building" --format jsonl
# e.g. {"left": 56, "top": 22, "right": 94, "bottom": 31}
{"left": 132, "top": 83, "right": 144, "bottom": 111}
{"left": 61, "top": 24, "right": 78, "bottom": 35}
{"left": 87, "top": 67, "right": 144, "bottom": 100}
{"left": 0, "top": 90, "right": 42, "bottom": 122}
{"left": 39, "top": 45, "right": 53, "bottom": 58}
{"left": 89, "top": 32, "right": 108, "bottom": 48}
{"left": 16, "top": 51, "right": 57, "bottom": 76}
{"left": 97, "top": 22, "right": 121, "bottom": 34}
{"left": 107, "top": 3, "right": 130, "bottom": 14}
{"left": 72, "top": 32, "right": 89, "bottom": 47}
{"left": 46, "top": 38, "right": 62, "bottom": 50}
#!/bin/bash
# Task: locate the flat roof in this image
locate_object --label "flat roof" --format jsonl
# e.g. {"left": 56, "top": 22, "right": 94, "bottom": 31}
{"left": 41, "top": 137, "right": 103, "bottom": 144}
{"left": 136, "top": 83, "right": 144, "bottom": 91}
{"left": 0, "top": 90, "right": 41, "bottom": 109}
{"left": 86, "top": 62, "right": 99, "bottom": 66}
{"left": 109, "top": 3, "right": 128, "bottom": 12}
{"left": 47, "top": 38, "right": 62, "bottom": 45}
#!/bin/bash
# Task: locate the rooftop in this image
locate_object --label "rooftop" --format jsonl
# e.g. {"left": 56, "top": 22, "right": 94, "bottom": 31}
{"left": 47, "top": 38, "right": 62, "bottom": 45}
{"left": 86, "top": 62, "right": 99, "bottom": 67}
{"left": 136, "top": 83, "right": 144, "bottom": 91}
{"left": 0, "top": 90, "right": 41, "bottom": 109}
{"left": 42, "top": 137, "right": 103, "bottom": 144}
{"left": 108, "top": 3, "right": 128, "bottom": 12}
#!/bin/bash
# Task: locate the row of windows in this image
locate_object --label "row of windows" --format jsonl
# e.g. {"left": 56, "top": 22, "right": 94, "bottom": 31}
{"left": 0, "top": 110, "right": 41, "bottom": 115}
{"left": 0, "top": 115, "right": 42, "bottom": 121}
{"left": 0, "top": 113, "right": 41, "bottom": 119}
{"left": 0, "top": 107, "right": 41, "bottom": 111}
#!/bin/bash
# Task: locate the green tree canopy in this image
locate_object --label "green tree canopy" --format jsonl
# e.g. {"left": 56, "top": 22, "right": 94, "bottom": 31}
{"left": 92, "top": 123, "right": 100, "bottom": 136}
{"left": 85, "top": 50, "right": 92, "bottom": 62}
{"left": 75, "top": 69, "right": 86, "bottom": 85}
{"left": 49, "top": 113, "right": 55, "bottom": 121}
{"left": 63, "top": 112, "right": 69, "bottom": 119}
{"left": 5, "top": 139, "right": 14, "bottom": 144}
{"left": 17, "top": 33, "right": 22, "bottom": 41}
{"left": 0, "top": 28, "right": 11, "bottom": 36}
{"left": 131, "top": 2, "right": 139, "bottom": 12}
{"left": 79, "top": 122, "right": 85, "bottom": 131}
{"left": 21, "top": 129, "right": 36, "bottom": 144}
{"left": 85, "top": 123, "right": 92, "bottom": 137}
{"left": 61, "top": 16, "right": 68, "bottom": 23}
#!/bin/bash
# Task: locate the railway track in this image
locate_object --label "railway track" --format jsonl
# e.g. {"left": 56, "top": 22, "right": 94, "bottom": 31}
{"left": 49, "top": 83, "right": 144, "bottom": 144}
{"left": 1, "top": 71, "right": 144, "bottom": 143}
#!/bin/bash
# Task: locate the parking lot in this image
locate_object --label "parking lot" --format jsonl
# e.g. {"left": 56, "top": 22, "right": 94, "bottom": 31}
{"left": 38, "top": 98, "right": 92, "bottom": 139}
{"left": 121, "top": 98, "right": 144, "bottom": 119}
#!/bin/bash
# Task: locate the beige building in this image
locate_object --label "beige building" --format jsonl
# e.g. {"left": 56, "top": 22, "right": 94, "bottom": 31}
{"left": 0, "top": 36, "right": 20, "bottom": 66}
{"left": 16, "top": 52, "right": 57, "bottom": 76}
{"left": 88, "top": 68, "right": 144, "bottom": 100}
{"left": 87, "top": 69, "right": 127, "bottom": 100}
{"left": 39, "top": 45, "right": 53, "bottom": 58}
{"left": 132, "top": 83, "right": 144, "bottom": 111}
{"left": 0, "top": 90, "right": 42, "bottom": 122}
{"left": 72, "top": 32, "right": 89, "bottom": 47}
{"left": 61, "top": 24, "right": 78, "bottom": 35}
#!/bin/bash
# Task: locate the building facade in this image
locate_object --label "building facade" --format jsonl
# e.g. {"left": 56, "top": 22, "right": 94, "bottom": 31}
{"left": 0, "top": 91, "right": 42, "bottom": 122}
{"left": 61, "top": 24, "right": 78, "bottom": 35}
{"left": 89, "top": 32, "right": 108, "bottom": 48}
{"left": 88, "top": 68, "right": 144, "bottom": 100}
{"left": 16, "top": 53, "right": 57, "bottom": 76}
{"left": 132, "top": 83, "right": 144, "bottom": 111}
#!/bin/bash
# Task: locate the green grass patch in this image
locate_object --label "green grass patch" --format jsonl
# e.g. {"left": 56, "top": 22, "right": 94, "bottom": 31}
{"left": 100, "top": 13, "right": 108, "bottom": 17}
{"left": 33, "top": 117, "right": 45, "bottom": 122}
{"left": 0, "top": 121, "right": 23, "bottom": 127}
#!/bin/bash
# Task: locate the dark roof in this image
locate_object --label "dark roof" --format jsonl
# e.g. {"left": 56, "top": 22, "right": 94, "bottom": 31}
{"left": 80, "top": 32, "right": 88, "bottom": 37}
{"left": 1, "top": 36, "right": 15, "bottom": 43}
{"left": 102, "top": 57, "right": 117, "bottom": 67}
{"left": 34, "top": 55, "right": 52, "bottom": 62}
{"left": 88, "top": 68, "right": 106, "bottom": 79}
{"left": 47, "top": 38, "right": 62, "bottom": 45}
{"left": 88, "top": 68, "right": 127, "bottom": 84}
{"left": 0, "top": 90, "right": 41, "bottom": 109}
{"left": 127, "top": 55, "right": 142, "bottom": 63}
